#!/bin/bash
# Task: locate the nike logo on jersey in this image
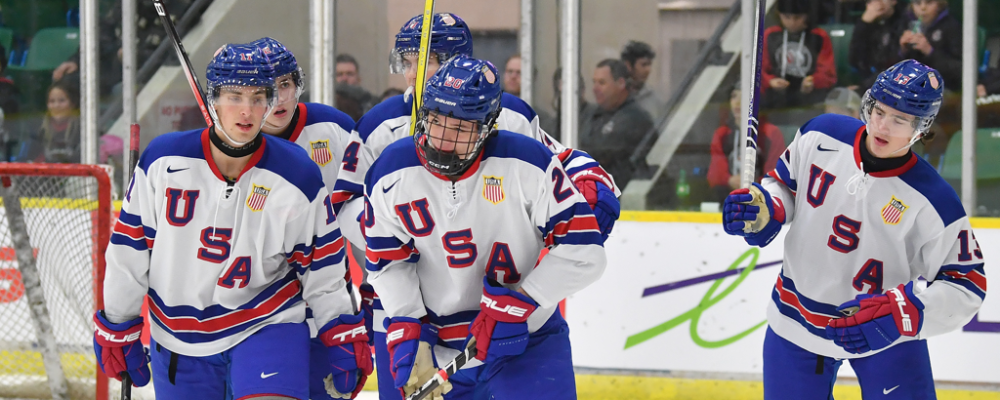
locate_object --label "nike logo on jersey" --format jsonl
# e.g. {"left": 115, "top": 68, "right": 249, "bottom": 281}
{"left": 383, "top": 181, "right": 399, "bottom": 193}
{"left": 817, "top": 144, "right": 838, "bottom": 152}
{"left": 883, "top": 385, "right": 899, "bottom": 395}
{"left": 261, "top": 372, "right": 279, "bottom": 379}
{"left": 167, "top": 166, "right": 189, "bottom": 173}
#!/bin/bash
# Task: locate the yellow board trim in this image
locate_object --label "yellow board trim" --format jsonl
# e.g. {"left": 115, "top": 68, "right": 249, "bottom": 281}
{"left": 0, "top": 198, "right": 99, "bottom": 211}
{"left": 0, "top": 351, "right": 95, "bottom": 378}
{"left": 621, "top": 211, "right": 1000, "bottom": 229}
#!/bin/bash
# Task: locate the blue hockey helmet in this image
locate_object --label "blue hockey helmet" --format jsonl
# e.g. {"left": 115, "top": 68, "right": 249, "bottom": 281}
{"left": 390, "top": 13, "right": 473, "bottom": 74}
{"left": 415, "top": 55, "right": 502, "bottom": 176}
{"left": 205, "top": 43, "right": 277, "bottom": 144}
{"left": 251, "top": 37, "right": 304, "bottom": 103}
{"left": 861, "top": 59, "right": 943, "bottom": 136}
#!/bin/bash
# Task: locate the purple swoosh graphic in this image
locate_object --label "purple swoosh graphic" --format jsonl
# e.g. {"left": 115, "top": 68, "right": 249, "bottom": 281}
{"left": 642, "top": 260, "right": 782, "bottom": 298}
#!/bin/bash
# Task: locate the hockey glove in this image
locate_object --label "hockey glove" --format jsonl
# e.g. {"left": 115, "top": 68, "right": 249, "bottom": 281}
{"left": 574, "top": 176, "right": 620, "bottom": 242}
{"left": 825, "top": 283, "right": 925, "bottom": 354}
{"left": 722, "top": 182, "right": 784, "bottom": 247}
{"left": 358, "top": 284, "right": 376, "bottom": 347}
{"left": 385, "top": 317, "right": 450, "bottom": 399}
{"left": 469, "top": 277, "right": 538, "bottom": 363}
{"left": 93, "top": 311, "right": 150, "bottom": 387}
{"left": 318, "top": 312, "right": 374, "bottom": 399}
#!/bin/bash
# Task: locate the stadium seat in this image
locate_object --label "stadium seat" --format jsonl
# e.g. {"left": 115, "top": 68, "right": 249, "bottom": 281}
{"left": 819, "top": 23, "right": 858, "bottom": 87}
{"left": 0, "top": 28, "right": 12, "bottom": 60}
{"left": 939, "top": 128, "right": 1000, "bottom": 214}
{"left": 12, "top": 27, "right": 79, "bottom": 71}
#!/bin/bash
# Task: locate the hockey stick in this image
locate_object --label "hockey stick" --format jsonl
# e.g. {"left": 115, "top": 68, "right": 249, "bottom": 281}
{"left": 741, "top": 0, "right": 767, "bottom": 233}
{"left": 406, "top": 338, "right": 477, "bottom": 400}
{"left": 0, "top": 180, "right": 68, "bottom": 399}
{"left": 151, "top": 0, "right": 213, "bottom": 127}
{"left": 740, "top": 0, "right": 766, "bottom": 188}
{"left": 408, "top": 0, "right": 436, "bottom": 137}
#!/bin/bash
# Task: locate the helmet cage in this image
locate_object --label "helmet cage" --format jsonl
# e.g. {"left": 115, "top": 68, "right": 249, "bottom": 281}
{"left": 414, "top": 107, "right": 499, "bottom": 177}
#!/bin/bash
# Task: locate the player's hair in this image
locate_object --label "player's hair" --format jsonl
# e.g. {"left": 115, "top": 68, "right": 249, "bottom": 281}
{"left": 336, "top": 53, "right": 360, "bottom": 70}
{"left": 620, "top": 40, "right": 655, "bottom": 65}
{"left": 596, "top": 59, "right": 630, "bottom": 83}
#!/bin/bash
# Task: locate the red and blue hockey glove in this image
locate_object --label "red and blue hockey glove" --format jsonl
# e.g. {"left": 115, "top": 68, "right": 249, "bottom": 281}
{"left": 358, "top": 284, "right": 376, "bottom": 347}
{"left": 825, "top": 283, "right": 925, "bottom": 354}
{"left": 722, "top": 182, "right": 784, "bottom": 247}
{"left": 575, "top": 177, "right": 620, "bottom": 242}
{"left": 385, "top": 317, "right": 449, "bottom": 398}
{"left": 93, "top": 311, "right": 150, "bottom": 387}
{"left": 469, "top": 277, "right": 538, "bottom": 363}
{"left": 318, "top": 312, "right": 373, "bottom": 399}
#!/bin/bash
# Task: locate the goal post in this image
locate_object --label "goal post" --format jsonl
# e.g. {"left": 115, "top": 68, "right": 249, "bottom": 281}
{"left": 0, "top": 163, "right": 111, "bottom": 400}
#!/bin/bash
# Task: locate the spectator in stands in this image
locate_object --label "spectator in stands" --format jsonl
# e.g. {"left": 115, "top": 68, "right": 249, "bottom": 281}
{"left": 335, "top": 85, "right": 366, "bottom": 122}
{"left": 0, "top": 44, "right": 20, "bottom": 118}
{"left": 849, "top": 0, "right": 908, "bottom": 91}
{"left": 503, "top": 54, "right": 524, "bottom": 97}
{"left": 762, "top": 0, "right": 837, "bottom": 110}
{"left": 545, "top": 67, "right": 592, "bottom": 143}
{"left": 824, "top": 87, "right": 862, "bottom": 118}
{"left": 580, "top": 59, "right": 653, "bottom": 187}
{"left": 335, "top": 53, "right": 376, "bottom": 112}
{"left": 379, "top": 87, "right": 405, "bottom": 104}
{"left": 708, "top": 82, "right": 786, "bottom": 200}
{"left": 899, "top": 0, "right": 962, "bottom": 88}
{"left": 17, "top": 80, "right": 81, "bottom": 163}
{"left": 621, "top": 40, "right": 664, "bottom": 120}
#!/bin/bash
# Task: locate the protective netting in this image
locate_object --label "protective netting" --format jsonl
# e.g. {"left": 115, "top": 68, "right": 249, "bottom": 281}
{"left": 0, "top": 165, "right": 110, "bottom": 400}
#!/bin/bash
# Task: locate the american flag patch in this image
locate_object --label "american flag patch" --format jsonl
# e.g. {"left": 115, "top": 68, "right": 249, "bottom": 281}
{"left": 881, "top": 196, "right": 907, "bottom": 225}
{"left": 482, "top": 176, "right": 504, "bottom": 205}
{"left": 310, "top": 140, "right": 332, "bottom": 166}
{"left": 247, "top": 184, "right": 271, "bottom": 212}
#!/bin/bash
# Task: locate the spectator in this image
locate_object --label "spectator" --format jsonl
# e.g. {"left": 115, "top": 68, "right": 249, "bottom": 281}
{"left": 0, "top": 44, "right": 20, "bottom": 117}
{"left": 899, "top": 0, "right": 961, "bottom": 88}
{"left": 379, "top": 87, "right": 405, "bottom": 104}
{"left": 824, "top": 87, "right": 862, "bottom": 118}
{"left": 545, "top": 67, "right": 592, "bottom": 143}
{"left": 17, "top": 80, "right": 81, "bottom": 163}
{"left": 762, "top": 0, "right": 837, "bottom": 109}
{"left": 580, "top": 59, "right": 653, "bottom": 187}
{"left": 335, "top": 84, "right": 367, "bottom": 122}
{"left": 335, "top": 53, "right": 376, "bottom": 112}
{"left": 849, "top": 0, "right": 908, "bottom": 91}
{"left": 621, "top": 40, "right": 664, "bottom": 120}
{"left": 708, "top": 83, "right": 786, "bottom": 200}
{"left": 503, "top": 54, "right": 524, "bottom": 97}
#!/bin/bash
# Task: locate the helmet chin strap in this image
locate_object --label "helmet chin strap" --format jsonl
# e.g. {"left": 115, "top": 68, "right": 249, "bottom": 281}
{"left": 887, "top": 132, "right": 923, "bottom": 156}
{"left": 210, "top": 104, "right": 275, "bottom": 147}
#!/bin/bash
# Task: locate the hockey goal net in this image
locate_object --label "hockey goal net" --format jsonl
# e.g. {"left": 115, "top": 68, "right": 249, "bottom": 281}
{"left": 0, "top": 164, "right": 110, "bottom": 400}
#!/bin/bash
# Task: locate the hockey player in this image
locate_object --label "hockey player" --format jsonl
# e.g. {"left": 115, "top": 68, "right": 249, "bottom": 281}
{"left": 95, "top": 43, "right": 372, "bottom": 399}
{"left": 248, "top": 37, "right": 367, "bottom": 400}
{"left": 366, "top": 54, "right": 606, "bottom": 400}
{"left": 723, "top": 59, "right": 986, "bottom": 398}
{"left": 329, "top": 15, "right": 620, "bottom": 397}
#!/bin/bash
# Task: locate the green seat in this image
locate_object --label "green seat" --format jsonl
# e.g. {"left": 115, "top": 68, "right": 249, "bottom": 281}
{"left": 0, "top": 28, "right": 12, "bottom": 56}
{"left": 819, "top": 23, "right": 858, "bottom": 87}
{"left": 12, "top": 27, "right": 79, "bottom": 71}
{"left": 939, "top": 128, "right": 1000, "bottom": 180}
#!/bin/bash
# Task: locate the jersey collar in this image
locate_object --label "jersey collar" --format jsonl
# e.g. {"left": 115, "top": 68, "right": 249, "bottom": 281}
{"left": 201, "top": 128, "right": 268, "bottom": 182}
{"left": 286, "top": 103, "right": 308, "bottom": 143}
{"left": 852, "top": 126, "right": 918, "bottom": 178}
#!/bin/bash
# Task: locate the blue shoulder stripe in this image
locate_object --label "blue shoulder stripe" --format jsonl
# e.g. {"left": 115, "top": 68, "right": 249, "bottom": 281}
{"left": 898, "top": 158, "right": 966, "bottom": 227}
{"left": 304, "top": 102, "right": 356, "bottom": 133}
{"left": 499, "top": 92, "right": 537, "bottom": 122}
{"left": 481, "top": 131, "right": 552, "bottom": 173}
{"left": 356, "top": 95, "right": 411, "bottom": 143}
{"left": 798, "top": 114, "right": 863, "bottom": 146}
{"left": 255, "top": 136, "right": 326, "bottom": 202}
{"left": 139, "top": 129, "right": 205, "bottom": 173}
{"left": 364, "top": 138, "right": 422, "bottom": 197}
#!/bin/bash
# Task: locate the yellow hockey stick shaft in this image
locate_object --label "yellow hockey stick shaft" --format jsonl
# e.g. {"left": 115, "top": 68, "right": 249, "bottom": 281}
{"left": 409, "top": 0, "right": 436, "bottom": 136}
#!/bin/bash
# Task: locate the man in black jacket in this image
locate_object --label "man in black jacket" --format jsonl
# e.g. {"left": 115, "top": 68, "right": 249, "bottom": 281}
{"left": 849, "top": 0, "right": 909, "bottom": 92}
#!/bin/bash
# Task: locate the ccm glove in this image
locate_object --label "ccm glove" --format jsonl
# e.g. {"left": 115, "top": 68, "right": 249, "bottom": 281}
{"left": 93, "top": 311, "right": 150, "bottom": 386}
{"left": 319, "top": 312, "right": 374, "bottom": 399}
{"left": 825, "top": 283, "right": 925, "bottom": 354}
{"left": 722, "top": 182, "right": 784, "bottom": 247}
{"left": 469, "top": 277, "right": 538, "bottom": 363}
{"left": 385, "top": 317, "right": 449, "bottom": 399}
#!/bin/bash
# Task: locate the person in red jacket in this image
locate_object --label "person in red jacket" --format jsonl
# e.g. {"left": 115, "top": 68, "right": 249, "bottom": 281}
{"left": 762, "top": 0, "right": 837, "bottom": 110}
{"left": 708, "top": 83, "right": 786, "bottom": 201}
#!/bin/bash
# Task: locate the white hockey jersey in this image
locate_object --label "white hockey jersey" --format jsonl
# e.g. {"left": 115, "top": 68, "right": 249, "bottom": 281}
{"left": 283, "top": 102, "right": 355, "bottom": 191}
{"left": 364, "top": 131, "right": 607, "bottom": 351}
{"left": 106, "top": 129, "right": 354, "bottom": 357}
{"left": 330, "top": 92, "right": 618, "bottom": 247}
{"left": 763, "top": 114, "right": 987, "bottom": 359}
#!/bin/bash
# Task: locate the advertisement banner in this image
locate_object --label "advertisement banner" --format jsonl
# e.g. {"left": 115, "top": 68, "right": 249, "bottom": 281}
{"left": 567, "top": 218, "right": 1000, "bottom": 384}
